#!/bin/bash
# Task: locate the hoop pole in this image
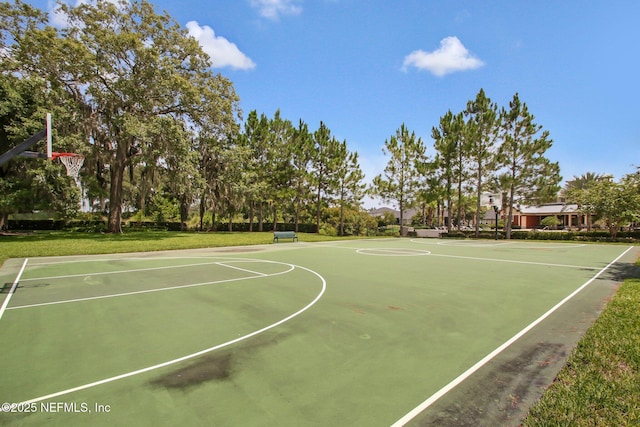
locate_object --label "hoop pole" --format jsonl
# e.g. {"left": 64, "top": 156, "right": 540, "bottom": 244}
{"left": 0, "top": 129, "right": 46, "bottom": 168}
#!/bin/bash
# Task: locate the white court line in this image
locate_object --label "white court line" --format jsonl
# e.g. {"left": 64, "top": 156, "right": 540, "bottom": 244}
{"left": 0, "top": 258, "right": 28, "bottom": 320}
{"left": 390, "top": 246, "right": 634, "bottom": 426}
{"left": 8, "top": 262, "right": 294, "bottom": 310}
{"left": 356, "top": 248, "right": 431, "bottom": 257}
{"left": 292, "top": 242, "right": 595, "bottom": 269}
{"left": 217, "top": 262, "right": 268, "bottom": 277}
{"left": 19, "top": 260, "right": 230, "bottom": 282}
{"left": 3, "top": 264, "right": 326, "bottom": 411}
{"left": 411, "top": 238, "right": 588, "bottom": 249}
{"left": 24, "top": 253, "right": 271, "bottom": 267}
{"left": 429, "top": 253, "right": 599, "bottom": 270}
{"left": 437, "top": 241, "right": 515, "bottom": 247}
{"left": 309, "top": 243, "right": 596, "bottom": 269}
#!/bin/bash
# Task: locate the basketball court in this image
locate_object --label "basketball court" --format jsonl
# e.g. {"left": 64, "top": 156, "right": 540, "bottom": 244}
{"left": 0, "top": 239, "right": 636, "bottom": 426}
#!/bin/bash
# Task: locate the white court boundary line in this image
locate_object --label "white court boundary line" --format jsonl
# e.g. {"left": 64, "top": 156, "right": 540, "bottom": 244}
{"left": 390, "top": 246, "right": 634, "bottom": 426}
{"left": 356, "top": 248, "right": 431, "bottom": 257}
{"left": 0, "top": 258, "right": 28, "bottom": 320}
{"left": 436, "top": 240, "right": 515, "bottom": 247}
{"left": 2, "top": 263, "right": 326, "bottom": 411}
{"left": 428, "top": 253, "right": 599, "bottom": 270}
{"left": 506, "top": 243, "right": 587, "bottom": 249}
{"left": 310, "top": 242, "right": 596, "bottom": 270}
{"left": 410, "top": 238, "right": 587, "bottom": 249}
{"left": 18, "top": 260, "right": 232, "bottom": 282}
{"left": 8, "top": 260, "right": 294, "bottom": 310}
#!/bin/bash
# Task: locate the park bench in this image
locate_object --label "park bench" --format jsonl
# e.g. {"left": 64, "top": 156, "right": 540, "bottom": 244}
{"left": 273, "top": 231, "right": 298, "bottom": 243}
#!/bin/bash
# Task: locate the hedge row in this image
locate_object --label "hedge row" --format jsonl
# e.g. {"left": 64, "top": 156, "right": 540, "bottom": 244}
{"left": 511, "top": 230, "right": 640, "bottom": 242}
{"left": 438, "top": 229, "right": 640, "bottom": 243}
{"left": 5, "top": 220, "right": 318, "bottom": 233}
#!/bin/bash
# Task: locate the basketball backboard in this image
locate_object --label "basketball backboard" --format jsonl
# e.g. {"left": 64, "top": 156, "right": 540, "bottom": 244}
{"left": 480, "top": 192, "right": 502, "bottom": 209}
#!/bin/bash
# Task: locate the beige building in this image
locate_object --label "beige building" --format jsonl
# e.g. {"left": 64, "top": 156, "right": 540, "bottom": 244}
{"left": 510, "top": 203, "right": 586, "bottom": 229}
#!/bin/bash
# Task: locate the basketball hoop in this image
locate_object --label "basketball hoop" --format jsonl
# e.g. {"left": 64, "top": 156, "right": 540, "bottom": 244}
{"left": 52, "top": 152, "right": 84, "bottom": 183}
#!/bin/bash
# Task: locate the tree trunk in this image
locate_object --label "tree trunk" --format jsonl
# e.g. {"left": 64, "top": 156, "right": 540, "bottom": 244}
{"left": 457, "top": 179, "right": 462, "bottom": 231}
{"left": 294, "top": 198, "right": 300, "bottom": 233}
{"left": 107, "top": 140, "right": 128, "bottom": 233}
{"left": 475, "top": 175, "right": 482, "bottom": 238}
{"left": 179, "top": 194, "right": 188, "bottom": 231}
{"left": 506, "top": 185, "right": 516, "bottom": 239}
{"left": 199, "top": 194, "right": 206, "bottom": 231}
{"left": 272, "top": 204, "right": 277, "bottom": 231}
{"left": 248, "top": 201, "right": 254, "bottom": 232}
{"left": 316, "top": 188, "right": 322, "bottom": 234}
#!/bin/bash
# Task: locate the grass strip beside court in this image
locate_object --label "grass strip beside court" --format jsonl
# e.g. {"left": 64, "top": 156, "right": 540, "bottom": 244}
{"left": 522, "top": 277, "right": 640, "bottom": 426}
{"left": 0, "top": 231, "right": 379, "bottom": 266}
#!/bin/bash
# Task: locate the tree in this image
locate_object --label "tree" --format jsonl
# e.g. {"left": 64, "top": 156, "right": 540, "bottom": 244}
{"left": 12, "top": 0, "right": 239, "bottom": 233}
{"left": 289, "top": 119, "right": 314, "bottom": 232}
{"left": 310, "top": 122, "right": 342, "bottom": 233}
{"left": 452, "top": 113, "right": 470, "bottom": 230}
{"left": 580, "top": 177, "right": 640, "bottom": 238}
{"left": 540, "top": 215, "right": 561, "bottom": 230}
{"left": 562, "top": 172, "right": 608, "bottom": 230}
{"left": 370, "top": 124, "right": 427, "bottom": 229}
{"left": 497, "top": 93, "right": 561, "bottom": 238}
{"left": 218, "top": 143, "right": 250, "bottom": 231}
{"left": 0, "top": 2, "right": 86, "bottom": 226}
{"left": 432, "top": 111, "right": 463, "bottom": 232}
{"left": 240, "top": 111, "right": 270, "bottom": 231}
{"left": 335, "top": 145, "right": 366, "bottom": 235}
{"left": 465, "top": 88, "right": 500, "bottom": 237}
{"left": 265, "top": 110, "right": 295, "bottom": 231}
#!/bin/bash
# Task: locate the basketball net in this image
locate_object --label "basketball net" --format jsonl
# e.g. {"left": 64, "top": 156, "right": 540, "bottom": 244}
{"left": 56, "top": 153, "right": 84, "bottom": 186}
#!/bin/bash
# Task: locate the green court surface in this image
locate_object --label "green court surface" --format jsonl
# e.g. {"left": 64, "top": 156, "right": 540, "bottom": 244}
{"left": 0, "top": 239, "right": 637, "bottom": 426}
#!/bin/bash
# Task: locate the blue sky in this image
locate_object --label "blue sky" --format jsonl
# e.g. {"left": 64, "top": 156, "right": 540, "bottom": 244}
{"left": 33, "top": 1, "right": 640, "bottom": 207}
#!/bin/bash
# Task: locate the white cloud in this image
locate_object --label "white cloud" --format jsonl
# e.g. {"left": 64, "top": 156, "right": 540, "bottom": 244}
{"left": 249, "top": 0, "right": 302, "bottom": 20}
{"left": 186, "top": 21, "right": 256, "bottom": 70}
{"left": 402, "top": 36, "right": 484, "bottom": 77}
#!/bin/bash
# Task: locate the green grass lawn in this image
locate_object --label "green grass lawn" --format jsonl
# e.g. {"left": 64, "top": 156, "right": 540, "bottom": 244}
{"left": 522, "top": 276, "right": 640, "bottom": 426}
{"left": 0, "top": 230, "right": 376, "bottom": 266}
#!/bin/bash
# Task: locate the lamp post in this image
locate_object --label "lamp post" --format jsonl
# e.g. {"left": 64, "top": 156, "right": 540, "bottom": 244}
{"left": 489, "top": 195, "right": 499, "bottom": 240}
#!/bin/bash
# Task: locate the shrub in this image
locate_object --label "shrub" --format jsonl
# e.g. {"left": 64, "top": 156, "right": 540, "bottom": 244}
{"left": 319, "top": 224, "right": 337, "bottom": 236}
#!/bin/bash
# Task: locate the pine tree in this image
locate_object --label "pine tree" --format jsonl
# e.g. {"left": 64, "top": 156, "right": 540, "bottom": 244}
{"left": 498, "top": 93, "right": 561, "bottom": 238}
{"left": 371, "top": 124, "right": 427, "bottom": 230}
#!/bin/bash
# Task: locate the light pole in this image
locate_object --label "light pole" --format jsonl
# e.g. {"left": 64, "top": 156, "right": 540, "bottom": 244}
{"left": 489, "top": 195, "right": 499, "bottom": 240}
